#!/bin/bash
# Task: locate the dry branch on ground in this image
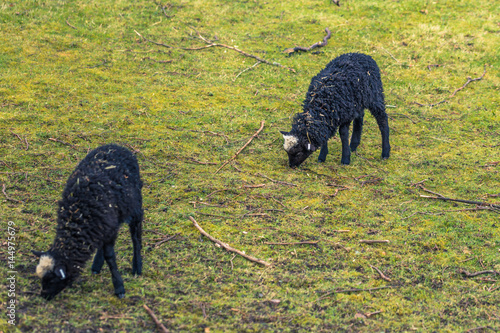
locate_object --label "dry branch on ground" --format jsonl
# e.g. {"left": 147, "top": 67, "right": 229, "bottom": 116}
{"left": 283, "top": 28, "right": 332, "bottom": 55}
{"left": 189, "top": 216, "right": 272, "bottom": 267}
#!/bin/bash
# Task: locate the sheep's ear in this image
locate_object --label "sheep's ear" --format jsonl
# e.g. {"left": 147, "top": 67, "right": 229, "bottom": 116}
{"left": 32, "top": 250, "right": 46, "bottom": 258}
{"left": 55, "top": 266, "right": 67, "bottom": 280}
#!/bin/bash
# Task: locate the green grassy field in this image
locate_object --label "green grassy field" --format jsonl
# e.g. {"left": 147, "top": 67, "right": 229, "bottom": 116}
{"left": 1, "top": 0, "right": 499, "bottom": 332}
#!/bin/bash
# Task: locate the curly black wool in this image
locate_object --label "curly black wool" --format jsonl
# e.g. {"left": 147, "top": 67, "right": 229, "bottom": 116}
{"left": 33, "top": 144, "right": 143, "bottom": 300}
{"left": 281, "top": 53, "right": 390, "bottom": 167}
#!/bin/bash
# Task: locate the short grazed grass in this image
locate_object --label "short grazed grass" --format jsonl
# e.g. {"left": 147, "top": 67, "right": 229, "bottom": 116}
{"left": 1, "top": 0, "right": 499, "bottom": 332}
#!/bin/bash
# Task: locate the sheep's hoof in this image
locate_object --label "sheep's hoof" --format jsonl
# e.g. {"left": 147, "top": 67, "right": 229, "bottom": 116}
{"left": 91, "top": 270, "right": 101, "bottom": 275}
{"left": 116, "top": 293, "right": 125, "bottom": 299}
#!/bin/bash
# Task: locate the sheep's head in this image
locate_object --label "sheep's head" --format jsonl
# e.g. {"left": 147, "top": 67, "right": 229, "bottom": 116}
{"left": 280, "top": 131, "right": 316, "bottom": 168}
{"left": 33, "top": 251, "right": 70, "bottom": 300}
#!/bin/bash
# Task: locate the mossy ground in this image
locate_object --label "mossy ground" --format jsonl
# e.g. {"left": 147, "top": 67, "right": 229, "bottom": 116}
{"left": 1, "top": 0, "right": 499, "bottom": 332}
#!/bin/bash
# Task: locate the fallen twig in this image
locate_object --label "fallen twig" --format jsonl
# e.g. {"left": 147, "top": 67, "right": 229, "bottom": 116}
{"left": 65, "top": 18, "right": 77, "bottom": 30}
{"left": 135, "top": 30, "right": 174, "bottom": 49}
{"left": 188, "top": 158, "right": 217, "bottom": 165}
{"left": 143, "top": 304, "right": 169, "bottom": 333}
{"left": 360, "top": 177, "right": 384, "bottom": 187}
{"left": 364, "top": 310, "right": 383, "bottom": 318}
{"left": 321, "top": 239, "right": 350, "bottom": 251}
{"left": 255, "top": 173, "right": 297, "bottom": 187}
{"left": 2, "top": 184, "right": 23, "bottom": 204}
{"left": 264, "top": 241, "right": 319, "bottom": 246}
{"left": 215, "top": 120, "right": 265, "bottom": 174}
{"left": 317, "top": 286, "right": 391, "bottom": 301}
{"left": 465, "top": 326, "right": 495, "bottom": 333}
{"left": 234, "top": 61, "right": 262, "bottom": 81}
{"left": 242, "top": 184, "right": 266, "bottom": 189}
{"left": 460, "top": 270, "right": 499, "bottom": 278}
{"left": 414, "top": 65, "right": 487, "bottom": 107}
{"left": 154, "top": 234, "right": 178, "bottom": 248}
{"left": 359, "top": 240, "right": 390, "bottom": 244}
{"left": 418, "top": 185, "right": 500, "bottom": 212}
{"left": 420, "top": 195, "right": 499, "bottom": 209}
{"left": 283, "top": 28, "right": 332, "bottom": 55}
{"left": 48, "top": 137, "right": 78, "bottom": 150}
{"left": 388, "top": 112, "right": 418, "bottom": 124}
{"left": 189, "top": 216, "right": 271, "bottom": 267}
{"left": 450, "top": 65, "right": 487, "bottom": 97}
{"left": 369, "top": 264, "right": 392, "bottom": 282}
{"left": 10, "top": 131, "right": 29, "bottom": 150}
{"left": 154, "top": 1, "right": 174, "bottom": 18}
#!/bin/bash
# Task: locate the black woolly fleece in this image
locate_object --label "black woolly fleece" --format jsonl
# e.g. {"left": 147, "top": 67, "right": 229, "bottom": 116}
{"left": 50, "top": 144, "right": 143, "bottom": 281}
{"left": 290, "top": 52, "right": 386, "bottom": 149}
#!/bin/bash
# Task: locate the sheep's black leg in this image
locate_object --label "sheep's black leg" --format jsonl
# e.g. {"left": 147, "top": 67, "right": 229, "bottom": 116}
{"left": 91, "top": 248, "right": 105, "bottom": 274}
{"left": 350, "top": 117, "right": 364, "bottom": 152}
{"left": 318, "top": 143, "right": 328, "bottom": 163}
{"left": 129, "top": 215, "right": 143, "bottom": 275}
{"left": 375, "top": 112, "right": 391, "bottom": 160}
{"left": 339, "top": 122, "right": 351, "bottom": 165}
{"left": 103, "top": 243, "right": 125, "bottom": 298}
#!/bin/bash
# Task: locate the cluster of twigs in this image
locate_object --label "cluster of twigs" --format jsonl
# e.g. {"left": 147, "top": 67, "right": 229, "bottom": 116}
{"left": 134, "top": 28, "right": 296, "bottom": 73}
{"left": 414, "top": 65, "right": 487, "bottom": 107}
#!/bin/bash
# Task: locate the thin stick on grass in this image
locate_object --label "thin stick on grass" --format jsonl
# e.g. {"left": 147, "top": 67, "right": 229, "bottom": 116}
{"left": 255, "top": 172, "right": 297, "bottom": 187}
{"left": 154, "top": 234, "right": 178, "bottom": 248}
{"left": 234, "top": 61, "right": 262, "bottom": 81}
{"left": 134, "top": 30, "right": 174, "bottom": 49}
{"left": 283, "top": 28, "right": 332, "bottom": 55}
{"left": 143, "top": 304, "right": 169, "bottom": 333}
{"left": 420, "top": 195, "right": 499, "bottom": 210}
{"left": 317, "top": 286, "right": 391, "bottom": 301}
{"left": 189, "top": 216, "right": 272, "bottom": 267}
{"left": 460, "top": 270, "right": 499, "bottom": 278}
{"left": 369, "top": 264, "right": 392, "bottom": 282}
{"left": 465, "top": 327, "right": 495, "bottom": 333}
{"left": 48, "top": 137, "right": 78, "bottom": 150}
{"left": 10, "top": 131, "right": 29, "bottom": 150}
{"left": 264, "top": 241, "right": 319, "bottom": 246}
{"left": 215, "top": 120, "right": 265, "bottom": 174}
{"left": 418, "top": 186, "right": 500, "bottom": 213}
{"left": 359, "top": 240, "right": 390, "bottom": 244}
{"left": 450, "top": 65, "right": 487, "bottom": 97}
{"left": 65, "top": 18, "right": 77, "bottom": 30}
{"left": 188, "top": 158, "right": 217, "bottom": 165}
{"left": 414, "top": 65, "right": 487, "bottom": 107}
{"left": 2, "top": 184, "right": 23, "bottom": 204}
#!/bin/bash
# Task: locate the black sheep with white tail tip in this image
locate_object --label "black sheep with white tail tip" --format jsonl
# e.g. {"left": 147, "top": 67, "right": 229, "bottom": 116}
{"left": 281, "top": 53, "right": 390, "bottom": 167}
{"left": 33, "top": 144, "right": 143, "bottom": 300}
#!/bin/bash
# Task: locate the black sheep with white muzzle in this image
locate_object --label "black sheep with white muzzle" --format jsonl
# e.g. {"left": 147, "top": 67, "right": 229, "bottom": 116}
{"left": 281, "top": 53, "right": 390, "bottom": 167}
{"left": 33, "top": 144, "right": 143, "bottom": 300}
